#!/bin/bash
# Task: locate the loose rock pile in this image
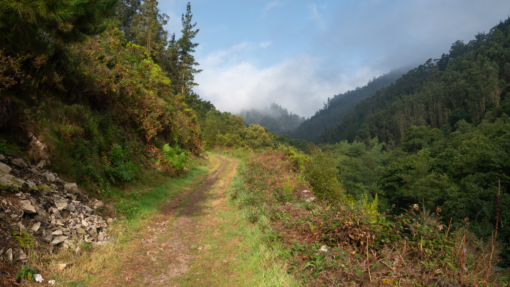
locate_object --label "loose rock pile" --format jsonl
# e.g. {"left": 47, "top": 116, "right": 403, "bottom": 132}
{"left": 0, "top": 154, "right": 112, "bottom": 264}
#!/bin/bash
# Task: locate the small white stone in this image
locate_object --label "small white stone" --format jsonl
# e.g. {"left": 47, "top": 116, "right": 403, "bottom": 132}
{"left": 35, "top": 274, "right": 44, "bottom": 283}
{"left": 32, "top": 222, "right": 41, "bottom": 231}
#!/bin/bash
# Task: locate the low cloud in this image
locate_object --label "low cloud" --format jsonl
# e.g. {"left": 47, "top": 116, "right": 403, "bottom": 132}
{"left": 195, "top": 45, "right": 382, "bottom": 117}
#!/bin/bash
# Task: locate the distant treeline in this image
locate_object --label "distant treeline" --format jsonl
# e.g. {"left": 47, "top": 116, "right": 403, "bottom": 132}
{"left": 238, "top": 103, "right": 305, "bottom": 135}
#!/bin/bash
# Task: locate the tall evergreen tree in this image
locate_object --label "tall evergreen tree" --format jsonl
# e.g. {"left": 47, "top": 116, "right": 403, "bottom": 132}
{"left": 130, "top": 0, "right": 168, "bottom": 59}
{"left": 0, "top": 0, "right": 117, "bottom": 54}
{"left": 176, "top": 2, "right": 202, "bottom": 96}
{"left": 116, "top": 0, "right": 141, "bottom": 42}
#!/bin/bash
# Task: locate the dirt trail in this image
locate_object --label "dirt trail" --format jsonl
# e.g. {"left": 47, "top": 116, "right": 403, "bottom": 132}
{"left": 93, "top": 155, "right": 238, "bottom": 286}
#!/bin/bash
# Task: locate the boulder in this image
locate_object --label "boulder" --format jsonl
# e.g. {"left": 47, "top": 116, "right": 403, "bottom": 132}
{"left": 0, "top": 154, "right": 5, "bottom": 160}
{"left": 19, "top": 200, "right": 36, "bottom": 214}
{"left": 0, "top": 162, "right": 11, "bottom": 175}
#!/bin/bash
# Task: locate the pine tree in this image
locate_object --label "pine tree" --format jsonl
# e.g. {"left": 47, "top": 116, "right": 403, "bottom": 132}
{"left": 130, "top": 0, "right": 168, "bottom": 59}
{"left": 116, "top": 0, "right": 141, "bottom": 42}
{"left": 176, "top": 2, "right": 202, "bottom": 96}
{"left": 0, "top": 0, "right": 117, "bottom": 54}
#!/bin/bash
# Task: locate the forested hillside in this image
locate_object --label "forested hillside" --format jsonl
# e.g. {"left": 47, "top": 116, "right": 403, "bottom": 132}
{"left": 289, "top": 68, "right": 407, "bottom": 142}
{"left": 319, "top": 19, "right": 510, "bottom": 145}
{"left": 238, "top": 103, "right": 305, "bottom": 135}
{"left": 0, "top": 0, "right": 214, "bottom": 190}
{"left": 313, "top": 18, "right": 510, "bottom": 265}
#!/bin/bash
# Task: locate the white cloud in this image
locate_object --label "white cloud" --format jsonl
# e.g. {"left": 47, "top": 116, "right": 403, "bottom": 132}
{"left": 195, "top": 45, "right": 381, "bottom": 117}
{"left": 262, "top": 1, "right": 280, "bottom": 17}
{"left": 308, "top": 4, "right": 327, "bottom": 30}
{"left": 260, "top": 41, "right": 272, "bottom": 48}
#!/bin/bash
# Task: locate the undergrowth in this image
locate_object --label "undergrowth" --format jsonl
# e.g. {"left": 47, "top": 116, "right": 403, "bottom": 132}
{"left": 223, "top": 148, "right": 509, "bottom": 286}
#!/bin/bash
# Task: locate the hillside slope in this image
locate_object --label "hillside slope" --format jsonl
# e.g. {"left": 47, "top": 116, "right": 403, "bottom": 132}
{"left": 318, "top": 18, "right": 510, "bottom": 146}
{"left": 289, "top": 68, "right": 408, "bottom": 142}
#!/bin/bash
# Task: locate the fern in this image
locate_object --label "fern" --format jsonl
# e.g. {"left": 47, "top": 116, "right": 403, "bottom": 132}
{"left": 104, "top": 144, "right": 136, "bottom": 183}
{"left": 162, "top": 144, "right": 188, "bottom": 171}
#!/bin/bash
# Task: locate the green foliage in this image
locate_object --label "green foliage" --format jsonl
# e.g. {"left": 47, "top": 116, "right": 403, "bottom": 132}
{"left": 305, "top": 149, "right": 343, "bottom": 202}
{"left": 12, "top": 230, "right": 35, "bottom": 250}
{"left": 16, "top": 265, "right": 37, "bottom": 281}
{"left": 0, "top": 0, "right": 117, "bottom": 54}
{"left": 162, "top": 143, "right": 188, "bottom": 171}
{"left": 0, "top": 139, "right": 7, "bottom": 154}
{"left": 284, "top": 147, "right": 309, "bottom": 171}
{"left": 104, "top": 144, "right": 137, "bottom": 183}
{"left": 245, "top": 124, "right": 272, "bottom": 149}
{"left": 202, "top": 110, "right": 246, "bottom": 147}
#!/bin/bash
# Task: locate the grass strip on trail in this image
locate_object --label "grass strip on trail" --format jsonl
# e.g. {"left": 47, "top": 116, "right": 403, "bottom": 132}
{"left": 175, "top": 157, "right": 300, "bottom": 287}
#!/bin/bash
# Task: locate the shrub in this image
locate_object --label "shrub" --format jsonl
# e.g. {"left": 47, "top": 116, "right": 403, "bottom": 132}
{"left": 104, "top": 144, "right": 136, "bottom": 183}
{"left": 305, "top": 148, "right": 343, "bottom": 202}
{"left": 162, "top": 144, "right": 188, "bottom": 171}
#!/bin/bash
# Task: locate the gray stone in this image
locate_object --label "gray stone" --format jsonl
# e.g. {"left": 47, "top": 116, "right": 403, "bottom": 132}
{"left": 32, "top": 222, "right": 41, "bottom": 231}
{"left": 0, "top": 248, "right": 3, "bottom": 256}
{"left": 19, "top": 200, "right": 36, "bottom": 214}
{"left": 81, "top": 219, "right": 89, "bottom": 227}
{"left": 17, "top": 249, "right": 28, "bottom": 263}
{"left": 76, "top": 227, "right": 86, "bottom": 235}
{"left": 36, "top": 160, "right": 46, "bottom": 169}
{"left": 26, "top": 180, "right": 36, "bottom": 189}
{"left": 51, "top": 236, "right": 68, "bottom": 245}
{"left": 11, "top": 158, "right": 27, "bottom": 167}
{"left": 107, "top": 218, "right": 113, "bottom": 224}
{"left": 0, "top": 174, "right": 24, "bottom": 188}
{"left": 44, "top": 234, "right": 53, "bottom": 243}
{"left": 55, "top": 199, "right": 68, "bottom": 210}
{"left": 67, "top": 204, "right": 76, "bottom": 212}
{"left": 6, "top": 248, "right": 12, "bottom": 262}
{"left": 90, "top": 199, "right": 104, "bottom": 209}
{"left": 34, "top": 204, "right": 50, "bottom": 223}
{"left": 52, "top": 230, "right": 63, "bottom": 236}
{"left": 45, "top": 173, "right": 56, "bottom": 182}
{"left": 0, "top": 162, "right": 11, "bottom": 175}
{"left": 0, "top": 154, "right": 5, "bottom": 160}
{"left": 64, "top": 183, "right": 79, "bottom": 194}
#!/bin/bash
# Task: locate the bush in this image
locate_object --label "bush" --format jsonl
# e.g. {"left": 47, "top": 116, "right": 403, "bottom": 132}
{"left": 305, "top": 149, "right": 343, "bottom": 202}
{"left": 104, "top": 144, "right": 136, "bottom": 183}
{"left": 162, "top": 144, "right": 188, "bottom": 172}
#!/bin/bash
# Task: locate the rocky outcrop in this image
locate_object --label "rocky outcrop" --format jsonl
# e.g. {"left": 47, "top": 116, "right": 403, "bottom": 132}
{"left": 0, "top": 154, "right": 113, "bottom": 264}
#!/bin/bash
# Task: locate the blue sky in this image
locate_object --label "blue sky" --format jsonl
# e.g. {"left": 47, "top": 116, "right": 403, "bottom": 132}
{"left": 159, "top": 0, "right": 510, "bottom": 117}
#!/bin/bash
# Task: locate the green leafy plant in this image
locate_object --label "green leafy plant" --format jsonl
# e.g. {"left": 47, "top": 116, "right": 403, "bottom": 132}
{"left": 16, "top": 265, "right": 37, "bottom": 281}
{"left": 283, "top": 178, "right": 297, "bottom": 195}
{"left": 162, "top": 143, "right": 188, "bottom": 172}
{"left": 104, "top": 144, "right": 136, "bottom": 183}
